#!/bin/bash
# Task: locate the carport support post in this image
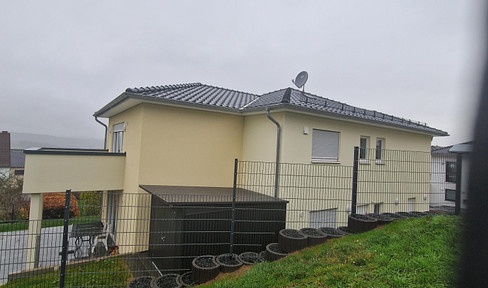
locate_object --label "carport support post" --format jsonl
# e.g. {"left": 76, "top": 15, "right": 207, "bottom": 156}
{"left": 230, "top": 159, "right": 238, "bottom": 254}
{"left": 59, "top": 189, "right": 71, "bottom": 288}
{"left": 25, "top": 193, "right": 43, "bottom": 270}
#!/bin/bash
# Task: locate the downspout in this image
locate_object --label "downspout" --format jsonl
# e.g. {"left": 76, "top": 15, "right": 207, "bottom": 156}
{"left": 94, "top": 116, "right": 108, "bottom": 150}
{"left": 266, "top": 107, "right": 281, "bottom": 198}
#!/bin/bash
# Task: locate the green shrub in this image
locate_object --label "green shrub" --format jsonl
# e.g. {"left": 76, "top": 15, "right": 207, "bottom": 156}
{"left": 79, "top": 191, "right": 102, "bottom": 216}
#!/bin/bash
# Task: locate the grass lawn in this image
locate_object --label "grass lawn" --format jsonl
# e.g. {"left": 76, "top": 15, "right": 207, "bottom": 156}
{"left": 3, "top": 257, "right": 131, "bottom": 287}
{"left": 0, "top": 215, "right": 101, "bottom": 233}
{"left": 202, "top": 215, "right": 461, "bottom": 288}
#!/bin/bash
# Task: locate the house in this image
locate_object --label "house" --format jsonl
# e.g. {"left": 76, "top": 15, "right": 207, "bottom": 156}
{"left": 430, "top": 145, "right": 457, "bottom": 210}
{"left": 21, "top": 83, "right": 448, "bottom": 268}
{"left": 430, "top": 142, "right": 471, "bottom": 213}
{"left": 0, "top": 131, "right": 25, "bottom": 178}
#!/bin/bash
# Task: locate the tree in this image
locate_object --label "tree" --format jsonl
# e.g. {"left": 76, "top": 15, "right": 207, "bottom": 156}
{"left": 0, "top": 174, "right": 27, "bottom": 220}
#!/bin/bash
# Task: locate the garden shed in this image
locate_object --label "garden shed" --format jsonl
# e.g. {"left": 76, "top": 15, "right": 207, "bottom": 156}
{"left": 141, "top": 185, "right": 288, "bottom": 271}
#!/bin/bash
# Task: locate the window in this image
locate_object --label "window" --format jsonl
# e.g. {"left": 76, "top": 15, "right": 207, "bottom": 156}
{"left": 359, "top": 136, "right": 369, "bottom": 160}
{"left": 357, "top": 204, "right": 369, "bottom": 215}
{"left": 375, "top": 138, "right": 385, "bottom": 161}
{"left": 445, "top": 189, "right": 456, "bottom": 202}
{"left": 373, "top": 203, "right": 382, "bottom": 214}
{"left": 445, "top": 161, "right": 456, "bottom": 183}
{"left": 408, "top": 198, "right": 415, "bottom": 212}
{"left": 312, "top": 129, "right": 339, "bottom": 162}
{"left": 112, "top": 123, "right": 125, "bottom": 153}
{"left": 14, "top": 169, "right": 24, "bottom": 176}
{"left": 310, "top": 208, "right": 337, "bottom": 228}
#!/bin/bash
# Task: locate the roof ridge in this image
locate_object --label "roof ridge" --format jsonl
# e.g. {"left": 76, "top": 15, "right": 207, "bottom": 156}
{"left": 125, "top": 83, "right": 202, "bottom": 93}
{"left": 200, "top": 83, "right": 260, "bottom": 97}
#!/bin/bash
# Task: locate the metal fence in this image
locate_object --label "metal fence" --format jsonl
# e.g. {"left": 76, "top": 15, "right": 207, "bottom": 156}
{"left": 0, "top": 147, "right": 461, "bottom": 287}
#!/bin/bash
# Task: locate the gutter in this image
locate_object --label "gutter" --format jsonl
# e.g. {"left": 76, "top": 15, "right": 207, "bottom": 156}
{"left": 266, "top": 107, "right": 281, "bottom": 198}
{"left": 94, "top": 116, "right": 108, "bottom": 149}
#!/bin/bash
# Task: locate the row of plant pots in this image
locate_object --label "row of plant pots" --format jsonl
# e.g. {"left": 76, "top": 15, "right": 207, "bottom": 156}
{"left": 126, "top": 273, "right": 185, "bottom": 288}
{"left": 347, "top": 211, "right": 438, "bottom": 234}
{"left": 264, "top": 226, "right": 351, "bottom": 261}
{"left": 128, "top": 211, "right": 437, "bottom": 287}
{"left": 128, "top": 251, "right": 267, "bottom": 287}
{"left": 191, "top": 251, "right": 266, "bottom": 285}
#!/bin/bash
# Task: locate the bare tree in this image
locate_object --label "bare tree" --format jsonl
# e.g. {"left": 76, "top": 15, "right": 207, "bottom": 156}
{"left": 0, "top": 174, "right": 27, "bottom": 220}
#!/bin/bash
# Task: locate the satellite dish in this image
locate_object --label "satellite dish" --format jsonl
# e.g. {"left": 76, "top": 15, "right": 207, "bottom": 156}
{"left": 292, "top": 71, "right": 308, "bottom": 89}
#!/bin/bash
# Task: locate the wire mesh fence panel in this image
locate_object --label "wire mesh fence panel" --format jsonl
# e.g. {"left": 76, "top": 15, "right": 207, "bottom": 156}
{"left": 0, "top": 148, "right": 460, "bottom": 286}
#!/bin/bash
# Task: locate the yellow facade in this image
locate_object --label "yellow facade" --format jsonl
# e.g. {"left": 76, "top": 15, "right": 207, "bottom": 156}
{"left": 22, "top": 99, "right": 437, "bottom": 255}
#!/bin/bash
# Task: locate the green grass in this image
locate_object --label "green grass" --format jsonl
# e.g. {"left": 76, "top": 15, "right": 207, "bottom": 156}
{"left": 202, "top": 215, "right": 461, "bottom": 288}
{"left": 0, "top": 215, "right": 101, "bottom": 233}
{"left": 3, "top": 257, "right": 131, "bottom": 287}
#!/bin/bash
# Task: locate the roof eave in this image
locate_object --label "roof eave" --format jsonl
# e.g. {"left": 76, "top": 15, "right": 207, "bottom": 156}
{"left": 93, "top": 92, "right": 242, "bottom": 118}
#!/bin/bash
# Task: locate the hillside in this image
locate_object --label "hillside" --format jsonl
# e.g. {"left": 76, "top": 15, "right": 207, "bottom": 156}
{"left": 10, "top": 132, "right": 103, "bottom": 149}
{"left": 202, "top": 216, "right": 461, "bottom": 288}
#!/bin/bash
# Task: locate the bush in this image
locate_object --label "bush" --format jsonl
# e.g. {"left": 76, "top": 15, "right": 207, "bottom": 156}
{"left": 78, "top": 191, "right": 101, "bottom": 216}
{"left": 43, "top": 193, "right": 80, "bottom": 219}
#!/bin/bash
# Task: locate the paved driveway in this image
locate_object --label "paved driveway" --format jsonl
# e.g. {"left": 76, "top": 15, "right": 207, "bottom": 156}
{"left": 0, "top": 225, "right": 80, "bottom": 285}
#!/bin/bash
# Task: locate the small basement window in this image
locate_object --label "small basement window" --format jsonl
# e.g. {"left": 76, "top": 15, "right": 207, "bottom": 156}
{"left": 445, "top": 189, "right": 456, "bottom": 202}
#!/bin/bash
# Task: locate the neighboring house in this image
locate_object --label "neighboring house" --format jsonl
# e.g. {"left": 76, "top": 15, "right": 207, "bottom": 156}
{"left": 449, "top": 141, "right": 472, "bottom": 210}
{"left": 430, "top": 142, "right": 471, "bottom": 212}
{"left": 430, "top": 145, "right": 457, "bottom": 209}
{"left": 0, "top": 131, "right": 25, "bottom": 178}
{"left": 22, "top": 83, "right": 448, "bottom": 267}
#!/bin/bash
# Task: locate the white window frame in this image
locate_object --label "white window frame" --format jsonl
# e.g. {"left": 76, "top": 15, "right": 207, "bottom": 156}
{"left": 375, "top": 138, "right": 385, "bottom": 163}
{"left": 357, "top": 204, "right": 369, "bottom": 215}
{"left": 311, "top": 129, "right": 340, "bottom": 163}
{"left": 309, "top": 208, "right": 337, "bottom": 228}
{"left": 359, "top": 136, "right": 369, "bottom": 162}
{"left": 112, "top": 122, "right": 125, "bottom": 153}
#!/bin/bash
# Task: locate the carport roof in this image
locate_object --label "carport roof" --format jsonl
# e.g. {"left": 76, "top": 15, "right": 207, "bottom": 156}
{"left": 140, "top": 185, "right": 287, "bottom": 205}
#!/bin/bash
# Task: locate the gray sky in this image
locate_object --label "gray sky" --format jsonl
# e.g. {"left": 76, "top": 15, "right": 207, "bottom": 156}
{"left": 0, "top": 1, "right": 485, "bottom": 146}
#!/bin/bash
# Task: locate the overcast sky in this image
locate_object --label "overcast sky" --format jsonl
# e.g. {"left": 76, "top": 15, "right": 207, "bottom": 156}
{"left": 0, "top": 1, "right": 485, "bottom": 146}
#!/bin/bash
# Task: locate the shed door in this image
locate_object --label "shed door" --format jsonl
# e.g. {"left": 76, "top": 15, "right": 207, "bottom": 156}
{"left": 310, "top": 208, "right": 337, "bottom": 228}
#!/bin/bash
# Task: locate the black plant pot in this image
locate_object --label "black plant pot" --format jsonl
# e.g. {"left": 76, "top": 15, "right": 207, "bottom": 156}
{"left": 151, "top": 274, "right": 181, "bottom": 288}
{"left": 410, "top": 211, "right": 429, "bottom": 218}
{"left": 259, "top": 250, "right": 268, "bottom": 262}
{"left": 239, "top": 252, "right": 262, "bottom": 265}
{"left": 278, "top": 229, "right": 308, "bottom": 253}
{"left": 298, "top": 228, "right": 328, "bottom": 246}
{"left": 396, "top": 212, "right": 417, "bottom": 218}
{"left": 318, "top": 227, "right": 346, "bottom": 238}
{"left": 177, "top": 272, "right": 194, "bottom": 287}
{"left": 366, "top": 213, "right": 394, "bottom": 225}
{"left": 348, "top": 214, "right": 378, "bottom": 233}
{"left": 381, "top": 212, "right": 405, "bottom": 220}
{"left": 191, "top": 255, "right": 220, "bottom": 284}
{"left": 337, "top": 226, "right": 355, "bottom": 235}
{"left": 215, "top": 253, "right": 243, "bottom": 273}
{"left": 265, "top": 243, "right": 288, "bottom": 262}
{"left": 127, "top": 276, "right": 155, "bottom": 288}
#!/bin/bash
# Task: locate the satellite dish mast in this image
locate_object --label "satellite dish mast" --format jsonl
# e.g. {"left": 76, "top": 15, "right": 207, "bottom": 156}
{"left": 292, "top": 71, "right": 308, "bottom": 92}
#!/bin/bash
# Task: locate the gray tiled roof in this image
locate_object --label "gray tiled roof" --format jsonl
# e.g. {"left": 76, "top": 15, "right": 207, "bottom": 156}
{"left": 431, "top": 145, "right": 453, "bottom": 155}
{"left": 96, "top": 83, "right": 448, "bottom": 136}
{"left": 125, "top": 83, "right": 258, "bottom": 110}
{"left": 244, "top": 88, "right": 448, "bottom": 136}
